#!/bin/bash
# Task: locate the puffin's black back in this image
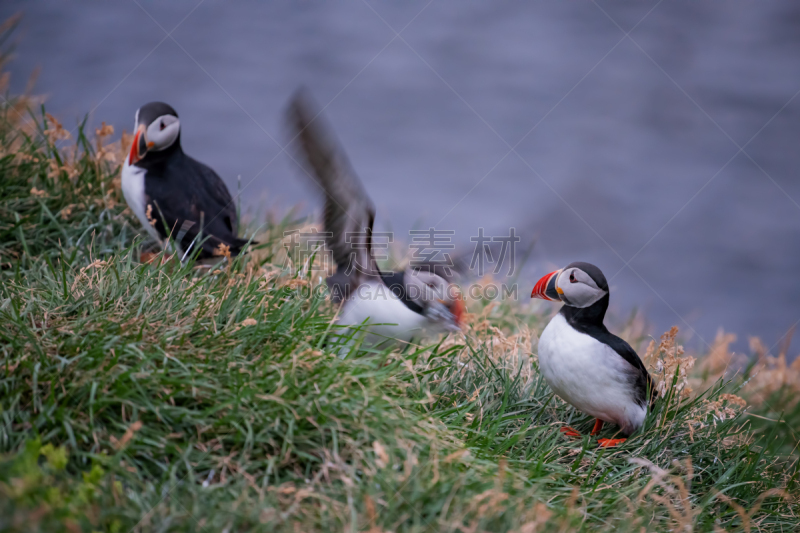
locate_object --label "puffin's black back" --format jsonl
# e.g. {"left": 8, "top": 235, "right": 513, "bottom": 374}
{"left": 141, "top": 149, "right": 250, "bottom": 259}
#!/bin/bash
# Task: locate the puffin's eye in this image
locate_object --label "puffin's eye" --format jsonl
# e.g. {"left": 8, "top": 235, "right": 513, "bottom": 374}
{"left": 160, "top": 121, "right": 166, "bottom": 131}
{"left": 569, "top": 271, "right": 577, "bottom": 283}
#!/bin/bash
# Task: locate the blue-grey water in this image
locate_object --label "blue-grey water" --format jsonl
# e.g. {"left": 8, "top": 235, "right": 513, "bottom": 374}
{"left": 3, "top": 1, "right": 799, "bottom": 355}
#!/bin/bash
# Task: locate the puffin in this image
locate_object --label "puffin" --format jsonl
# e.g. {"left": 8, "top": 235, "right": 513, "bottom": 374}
{"left": 121, "top": 102, "right": 253, "bottom": 261}
{"left": 531, "top": 262, "right": 655, "bottom": 447}
{"left": 285, "top": 90, "right": 465, "bottom": 351}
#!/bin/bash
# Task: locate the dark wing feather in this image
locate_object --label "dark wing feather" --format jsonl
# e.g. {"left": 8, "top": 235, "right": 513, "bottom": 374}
{"left": 144, "top": 152, "right": 251, "bottom": 258}
{"left": 184, "top": 155, "right": 241, "bottom": 238}
{"left": 285, "top": 89, "right": 380, "bottom": 298}
{"left": 598, "top": 332, "right": 656, "bottom": 408}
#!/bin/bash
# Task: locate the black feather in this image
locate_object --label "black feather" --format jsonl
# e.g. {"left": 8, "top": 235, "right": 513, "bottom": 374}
{"left": 285, "top": 89, "right": 381, "bottom": 285}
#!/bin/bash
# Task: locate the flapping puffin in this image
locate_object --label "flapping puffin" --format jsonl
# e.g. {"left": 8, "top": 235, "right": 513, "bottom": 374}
{"left": 531, "top": 262, "right": 655, "bottom": 447}
{"left": 285, "top": 91, "right": 464, "bottom": 350}
{"left": 121, "top": 102, "right": 252, "bottom": 261}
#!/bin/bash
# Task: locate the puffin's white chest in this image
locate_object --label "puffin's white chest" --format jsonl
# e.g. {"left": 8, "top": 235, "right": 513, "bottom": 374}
{"left": 336, "top": 282, "right": 431, "bottom": 351}
{"left": 121, "top": 162, "right": 161, "bottom": 243}
{"left": 537, "top": 313, "right": 646, "bottom": 433}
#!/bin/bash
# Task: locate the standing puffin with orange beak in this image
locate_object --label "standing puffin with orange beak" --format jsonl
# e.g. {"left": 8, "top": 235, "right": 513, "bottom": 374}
{"left": 532, "top": 262, "right": 655, "bottom": 447}
{"left": 121, "top": 102, "right": 252, "bottom": 261}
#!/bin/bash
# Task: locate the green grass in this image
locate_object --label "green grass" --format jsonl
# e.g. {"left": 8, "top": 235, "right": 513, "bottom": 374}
{"left": 0, "top": 30, "right": 798, "bottom": 533}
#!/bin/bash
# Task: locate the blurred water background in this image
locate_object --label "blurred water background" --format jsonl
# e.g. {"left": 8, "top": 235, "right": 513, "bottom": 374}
{"left": 2, "top": 1, "right": 799, "bottom": 355}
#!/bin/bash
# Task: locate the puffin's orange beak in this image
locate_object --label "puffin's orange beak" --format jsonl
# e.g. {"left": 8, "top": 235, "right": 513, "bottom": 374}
{"left": 531, "top": 269, "right": 562, "bottom": 301}
{"left": 450, "top": 297, "right": 465, "bottom": 327}
{"left": 128, "top": 124, "right": 148, "bottom": 165}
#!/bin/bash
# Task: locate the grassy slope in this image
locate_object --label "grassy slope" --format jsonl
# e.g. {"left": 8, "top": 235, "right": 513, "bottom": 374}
{"left": 0, "top": 46, "right": 798, "bottom": 533}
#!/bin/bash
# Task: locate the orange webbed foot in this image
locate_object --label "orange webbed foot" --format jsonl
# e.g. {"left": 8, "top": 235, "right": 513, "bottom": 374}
{"left": 597, "top": 438, "right": 626, "bottom": 448}
{"left": 590, "top": 419, "right": 604, "bottom": 436}
{"left": 560, "top": 426, "right": 581, "bottom": 438}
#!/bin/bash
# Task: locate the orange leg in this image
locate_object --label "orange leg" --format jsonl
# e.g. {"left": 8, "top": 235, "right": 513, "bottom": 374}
{"left": 560, "top": 426, "right": 581, "bottom": 438}
{"left": 597, "top": 438, "right": 626, "bottom": 448}
{"left": 590, "top": 419, "right": 604, "bottom": 436}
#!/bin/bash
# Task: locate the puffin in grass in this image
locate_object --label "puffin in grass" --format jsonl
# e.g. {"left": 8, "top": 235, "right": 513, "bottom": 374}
{"left": 121, "top": 102, "right": 254, "bottom": 262}
{"left": 285, "top": 90, "right": 464, "bottom": 352}
{"left": 531, "top": 262, "right": 656, "bottom": 447}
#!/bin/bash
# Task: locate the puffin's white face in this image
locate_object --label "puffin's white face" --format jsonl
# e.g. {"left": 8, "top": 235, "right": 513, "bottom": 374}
{"left": 128, "top": 103, "right": 181, "bottom": 165}
{"left": 531, "top": 263, "right": 609, "bottom": 309}
{"left": 143, "top": 114, "right": 180, "bottom": 152}
{"left": 555, "top": 266, "right": 607, "bottom": 308}
{"left": 404, "top": 269, "right": 464, "bottom": 331}
{"left": 406, "top": 270, "right": 449, "bottom": 301}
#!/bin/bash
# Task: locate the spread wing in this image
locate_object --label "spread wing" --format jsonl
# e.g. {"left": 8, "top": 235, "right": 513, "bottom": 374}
{"left": 285, "top": 89, "right": 380, "bottom": 300}
{"left": 145, "top": 154, "right": 251, "bottom": 258}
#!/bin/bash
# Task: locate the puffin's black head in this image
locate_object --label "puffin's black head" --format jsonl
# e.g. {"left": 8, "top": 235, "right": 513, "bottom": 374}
{"left": 128, "top": 101, "right": 181, "bottom": 165}
{"left": 531, "top": 261, "right": 609, "bottom": 308}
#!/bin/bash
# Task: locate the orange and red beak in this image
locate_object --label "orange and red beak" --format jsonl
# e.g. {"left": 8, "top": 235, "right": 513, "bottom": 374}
{"left": 437, "top": 289, "right": 466, "bottom": 332}
{"left": 450, "top": 297, "right": 465, "bottom": 327}
{"left": 128, "top": 124, "right": 150, "bottom": 165}
{"left": 531, "top": 269, "right": 562, "bottom": 302}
